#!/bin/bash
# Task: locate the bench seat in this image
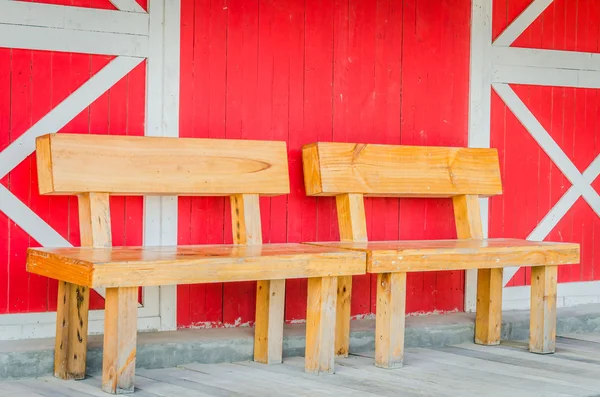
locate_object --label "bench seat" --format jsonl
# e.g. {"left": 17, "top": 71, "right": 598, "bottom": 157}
{"left": 27, "top": 244, "right": 366, "bottom": 288}
{"left": 305, "top": 238, "right": 580, "bottom": 273}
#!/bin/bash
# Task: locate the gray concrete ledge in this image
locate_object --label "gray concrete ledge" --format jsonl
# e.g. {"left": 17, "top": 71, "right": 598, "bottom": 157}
{"left": 2, "top": 304, "right": 600, "bottom": 379}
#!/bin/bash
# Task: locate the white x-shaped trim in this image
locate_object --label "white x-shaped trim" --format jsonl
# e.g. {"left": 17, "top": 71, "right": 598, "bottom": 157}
{"left": 493, "top": 83, "right": 600, "bottom": 285}
{"left": 0, "top": 54, "right": 143, "bottom": 300}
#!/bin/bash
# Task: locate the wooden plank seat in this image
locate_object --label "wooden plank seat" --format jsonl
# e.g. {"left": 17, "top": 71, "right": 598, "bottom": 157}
{"left": 25, "top": 133, "right": 366, "bottom": 394}
{"left": 27, "top": 244, "right": 365, "bottom": 288}
{"left": 302, "top": 142, "right": 580, "bottom": 369}
{"left": 304, "top": 239, "right": 580, "bottom": 274}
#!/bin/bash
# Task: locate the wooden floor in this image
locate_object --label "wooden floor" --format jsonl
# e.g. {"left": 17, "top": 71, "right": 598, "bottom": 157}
{"left": 3, "top": 334, "right": 600, "bottom": 396}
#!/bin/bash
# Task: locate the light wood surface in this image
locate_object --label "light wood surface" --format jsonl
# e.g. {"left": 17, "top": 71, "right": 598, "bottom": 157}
{"left": 302, "top": 142, "right": 502, "bottom": 197}
{"left": 78, "top": 193, "right": 112, "bottom": 248}
{"left": 334, "top": 193, "right": 367, "bottom": 357}
{"left": 53, "top": 282, "right": 89, "bottom": 380}
{"left": 453, "top": 195, "right": 483, "bottom": 240}
{"left": 305, "top": 239, "right": 580, "bottom": 273}
{"left": 254, "top": 279, "right": 285, "bottom": 364}
{"left": 475, "top": 268, "right": 503, "bottom": 346}
{"left": 27, "top": 244, "right": 366, "bottom": 288}
{"left": 375, "top": 272, "right": 406, "bottom": 369}
{"left": 529, "top": 265, "right": 558, "bottom": 354}
{"left": 230, "top": 193, "right": 285, "bottom": 365}
{"left": 36, "top": 133, "right": 290, "bottom": 196}
{"left": 54, "top": 193, "right": 110, "bottom": 380}
{"left": 336, "top": 194, "right": 367, "bottom": 242}
{"left": 102, "top": 286, "right": 138, "bottom": 394}
{"left": 453, "top": 194, "right": 502, "bottom": 346}
{"left": 305, "top": 276, "right": 338, "bottom": 375}
{"left": 230, "top": 194, "right": 263, "bottom": 245}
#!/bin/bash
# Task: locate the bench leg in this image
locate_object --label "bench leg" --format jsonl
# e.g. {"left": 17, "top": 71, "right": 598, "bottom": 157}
{"left": 530, "top": 265, "right": 557, "bottom": 354}
{"left": 254, "top": 279, "right": 285, "bottom": 364}
{"left": 54, "top": 281, "right": 90, "bottom": 380}
{"left": 475, "top": 268, "right": 503, "bottom": 346}
{"left": 335, "top": 275, "right": 352, "bottom": 357}
{"left": 102, "top": 287, "right": 138, "bottom": 394}
{"left": 305, "top": 276, "right": 338, "bottom": 375}
{"left": 375, "top": 272, "right": 406, "bottom": 369}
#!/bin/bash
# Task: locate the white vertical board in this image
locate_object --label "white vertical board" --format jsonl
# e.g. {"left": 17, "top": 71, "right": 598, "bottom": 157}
{"left": 143, "top": 0, "right": 181, "bottom": 331}
{"left": 465, "top": 0, "right": 493, "bottom": 313}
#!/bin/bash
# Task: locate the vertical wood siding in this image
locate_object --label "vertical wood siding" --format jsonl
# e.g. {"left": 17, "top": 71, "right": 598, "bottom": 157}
{"left": 176, "top": 0, "right": 471, "bottom": 327}
{"left": 1, "top": 0, "right": 474, "bottom": 327}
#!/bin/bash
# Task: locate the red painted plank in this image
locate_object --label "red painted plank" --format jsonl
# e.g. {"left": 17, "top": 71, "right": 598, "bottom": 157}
{"left": 46, "top": 50, "right": 72, "bottom": 312}
{"left": 8, "top": 49, "right": 33, "bottom": 314}
{"left": 284, "top": 0, "right": 309, "bottom": 322}
{"left": 265, "top": 0, "right": 290, "bottom": 246}
{"left": 28, "top": 50, "right": 54, "bottom": 312}
{"left": 220, "top": 0, "right": 260, "bottom": 326}
{"left": 177, "top": 0, "right": 196, "bottom": 328}
{"left": 348, "top": 0, "right": 376, "bottom": 317}
{"left": 197, "top": 0, "right": 228, "bottom": 326}
{"left": 399, "top": 0, "right": 427, "bottom": 313}
{"left": 177, "top": 0, "right": 227, "bottom": 327}
{"left": 370, "top": 0, "right": 403, "bottom": 312}
{"left": 0, "top": 48, "right": 10, "bottom": 314}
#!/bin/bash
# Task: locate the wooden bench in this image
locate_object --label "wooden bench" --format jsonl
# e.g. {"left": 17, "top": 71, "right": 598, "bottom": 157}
{"left": 26, "top": 133, "right": 366, "bottom": 394}
{"left": 302, "top": 142, "right": 580, "bottom": 368}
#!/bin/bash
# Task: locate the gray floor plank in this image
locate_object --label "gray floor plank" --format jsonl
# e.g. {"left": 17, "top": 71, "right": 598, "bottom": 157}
{"left": 81, "top": 375, "right": 163, "bottom": 397}
{"left": 212, "top": 361, "right": 385, "bottom": 397}
{"left": 238, "top": 359, "right": 435, "bottom": 397}
{"left": 135, "top": 374, "right": 215, "bottom": 397}
{"left": 464, "top": 340, "right": 600, "bottom": 368}
{"left": 0, "top": 380, "right": 46, "bottom": 396}
{"left": 557, "top": 336, "right": 600, "bottom": 351}
{"left": 561, "top": 333, "right": 600, "bottom": 344}
{"left": 13, "top": 378, "right": 97, "bottom": 397}
{"left": 265, "top": 356, "right": 446, "bottom": 397}
{"left": 137, "top": 368, "right": 246, "bottom": 397}
{"left": 415, "top": 346, "right": 600, "bottom": 395}
{"left": 36, "top": 376, "right": 110, "bottom": 397}
{"left": 409, "top": 347, "right": 585, "bottom": 397}
{"left": 340, "top": 352, "right": 568, "bottom": 397}
{"left": 182, "top": 362, "right": 343, "bottom": 397}
{"left": 439, "top": 344, "right": 600, "bottom": 383}
{"left": 177, "top": 362, "right": 317, "bottom": 397}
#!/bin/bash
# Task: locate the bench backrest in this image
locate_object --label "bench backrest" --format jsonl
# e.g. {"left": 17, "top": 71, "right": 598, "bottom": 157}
{"left": 302, "top": 142, "right": 502, "bottom": 198}
{"left": 36, "top": 133, "right": 290, "bottom": 249}
{"left": 36, "top": 133, "right": 290, "bottom": 196}
{"left": 302, "top": 141, "right": 500, "bottom": 243}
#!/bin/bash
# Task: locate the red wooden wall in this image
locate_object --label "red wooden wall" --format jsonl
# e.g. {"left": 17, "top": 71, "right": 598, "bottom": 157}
{"left": 0, "top": 0, "right": 149, "bottom": 314}
{"left": 176, "top": 0, "right": 471, "bottom": 327}
{"left": 0, "top": 0, "right": 474, "bottom": 323}
{"left": 489, "top": 0, "right": 600, "bottom": 287}
{"left": 11, "top": 0, "right": 598, "bottom": 329}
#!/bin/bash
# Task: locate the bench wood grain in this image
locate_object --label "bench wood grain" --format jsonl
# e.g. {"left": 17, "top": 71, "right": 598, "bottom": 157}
{"left": 302, "top": 141, "right": 581, "bottom": 367}
{"left": 303, "top": 239, "right": 579, "bottom": 273}
{"left": 28, "top": 134, "right": 369, "bottom": 393}
{"left": 27, "top": 244, "right": 365, "bottom": 288}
